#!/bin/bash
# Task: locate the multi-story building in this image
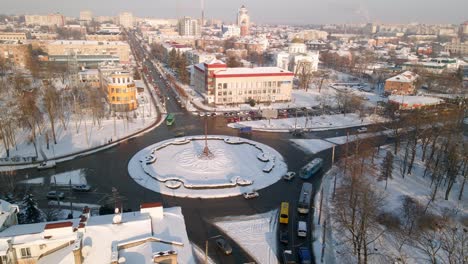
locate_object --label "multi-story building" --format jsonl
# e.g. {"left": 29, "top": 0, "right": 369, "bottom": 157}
{"left": 25, "top": 13, "right": 65, "bottom": 27}
{"left": 288, "top": 30, "right": 328, "bottom": 41}
{"left": 79, "top": 10, "right": 93, "bottom": 24}
{"left": 119, "top": 12, "right": 134, "bottom": 29}
{"left": 0, "top": 200, "right": 195, "bottom": 264}
{"left": 0, "top": 41, "right": 31, "bottom": 68}
{"left": 193, "top": 60, "right": 293, "bottom": 105}
{"left": 46, "top": 40, "right": 130, "bottom": 64}
{"left": 445, "top": 41, "right": 468, "bottom": 55}
{"left": 288, "top": 42, "right": 307, "bottom": 54}
{"left": 85, "top": 33, "right": 122, "bottom": 41}
{"left": 385, "top": 71, "right": 419, "bottom": 95}
{"left": 221, "top": 24, "right": 241, "bottom": 38}
{"left": 178, "top": 17, "right": 200, "bottom": 36}
{"left": 0, "top": 32, "right": 28, "bottom": 41}
{"left": 106, "top": 71, "right": 137, "bottom": 111}
{"left": 78, "top": 69, "right": 100, "bottom": 88}
{"left": 237, "top": 5, "right": 250, "bottom": 37}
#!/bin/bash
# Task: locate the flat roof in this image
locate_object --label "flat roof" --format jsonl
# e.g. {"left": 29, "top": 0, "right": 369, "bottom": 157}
{"left": 213, "top": 67, "right": 294, "bottom": 78}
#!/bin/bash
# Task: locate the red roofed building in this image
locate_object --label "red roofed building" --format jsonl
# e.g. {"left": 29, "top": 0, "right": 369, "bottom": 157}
{"left": 192, "top": 59, "right": 293, "bottom": 105}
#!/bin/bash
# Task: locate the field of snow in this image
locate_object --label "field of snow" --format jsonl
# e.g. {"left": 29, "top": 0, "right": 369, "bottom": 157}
{"left": 0, "top": 82, "right": 159, "bottom": 165}
{"left": 128, "top": 135, "right": 288, "bottom": 198}
{"left": 50, "top": 169, "right": 87, "bottom": 186}
{"left": 229, "top": 113, "right": 385, "bottom": 132}
{"left": 314, "top": 144, "right": 468, "bottom": 264}
{"left": 290, "top": 139, "right": 336, "bottom": 154}
{"left": 214, "top": 210, "right": 279, "bottom": 264}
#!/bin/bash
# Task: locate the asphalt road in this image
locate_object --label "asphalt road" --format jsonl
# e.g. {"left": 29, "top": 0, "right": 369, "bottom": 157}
{"left": 2, "top": 32, "right": 390, "bottom": 264}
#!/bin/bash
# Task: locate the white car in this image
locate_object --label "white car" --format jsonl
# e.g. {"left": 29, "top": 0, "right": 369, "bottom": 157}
{"left": 243, "top": 191, "right": 259, "bottom": 199}
{"left": 37, "top": 161, "right": 56, "bottom": 170}
{"left": 283, "top": 171, "right": 296, "bottom": 180}
{"left": 357, "top": 127, "right": 368, "bottom": 133}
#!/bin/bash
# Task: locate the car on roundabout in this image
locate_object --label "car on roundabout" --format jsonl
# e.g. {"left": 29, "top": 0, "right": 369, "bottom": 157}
{"left": 283, "top": 171, "right": 296, "bottom": 181}
{"left": 37, "top": 161, "right": 56, "bottom": 170}
{"left": 243, "top": 190, "right": 259, "bottom": 199}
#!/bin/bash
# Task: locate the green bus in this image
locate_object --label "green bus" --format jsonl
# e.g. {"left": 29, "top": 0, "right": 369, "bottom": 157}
{"left": 166, "top": 113, "right": 175, "bottom": 126}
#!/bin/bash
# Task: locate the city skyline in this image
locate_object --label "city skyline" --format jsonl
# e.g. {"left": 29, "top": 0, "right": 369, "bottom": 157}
{"left": 0, "top": 0, "right": 467, "bottom": 25}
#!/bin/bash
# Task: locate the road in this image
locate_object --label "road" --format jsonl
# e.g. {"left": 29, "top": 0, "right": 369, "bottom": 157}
{"left": 3, "top": 31, "right": 390, "bottom": 264}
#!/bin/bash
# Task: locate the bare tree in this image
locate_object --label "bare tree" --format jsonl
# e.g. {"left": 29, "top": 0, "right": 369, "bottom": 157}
{"left": 379, "top": 151, "right": 394, "bottom": 190}
{"left": 295, "top": 60, "right": 314, "bottom": 91}
{"left": 42, "top": 83, "right": 60, "bottom": 144}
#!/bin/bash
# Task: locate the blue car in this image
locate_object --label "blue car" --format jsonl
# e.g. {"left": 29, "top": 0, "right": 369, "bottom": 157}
{"left": 298, "top": 247, "right": 311, "bottom": 264}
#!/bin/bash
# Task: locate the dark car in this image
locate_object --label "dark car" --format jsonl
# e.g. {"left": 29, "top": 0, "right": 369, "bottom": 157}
{"left": 280, "top": 229, "right": 289, "bottom": 244}
{"left": 298, "top": 247, "right": 312, "bottom": 264}
{"left": 215, "top": 237, "right": 232, "bottom": 255}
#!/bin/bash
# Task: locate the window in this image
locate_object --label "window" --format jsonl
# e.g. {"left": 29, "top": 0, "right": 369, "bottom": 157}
{"left": 20, "top": 248, "right": 31, "bottom": 258}
{"left": 1, "top": 255, "right": 8, "bottom": 264}
{"left": 111, "top": 88, "right": 115, "bottom": 93}
{"left": 223, "top": 83, "right": 227, "bottom": 89}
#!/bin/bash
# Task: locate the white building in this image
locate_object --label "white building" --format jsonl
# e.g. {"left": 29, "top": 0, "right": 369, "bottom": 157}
{"left": 275, "top": 52, "right": 290, "bottom": 71}
{"left": 193, "top": 59, "right": 293, "bottom": 105}
{"left": 292, "top": 51, "right": 319, "bottom": 73}
{"left": 288, "top": 42, "right": 307, "bottom": 54}
{"left": 0, "top": 202, "right": 195, "bottom": 264}
{"left": 178, "top": 17, "right": 200, "bottom": 37}
{"left": 119, "top": 12, "right": 134, "bottom": 28}
{"left": 25, "top": 14, "right": 65, "bottom": 27}
{"left": 99, "top": 24, "right": 121, "bottom": 34}
{"left": 221, "top": 24, "right": 241, "bottom": 38}
{"left": 237, "top": 5, "right": 250, "bottom": 36}
{"left": 79, "top": 10, "right": 93, "bottom": 23}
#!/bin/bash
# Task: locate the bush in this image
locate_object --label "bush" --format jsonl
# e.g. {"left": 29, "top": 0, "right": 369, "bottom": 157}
{"left": 377, "top": 212, "right": 401, "bottom": 230}
{"left": 417, "top": 213, "right": 443, "bottom": 231}
{"left": 248, "top": 98, "right": 256, "bottom": 107}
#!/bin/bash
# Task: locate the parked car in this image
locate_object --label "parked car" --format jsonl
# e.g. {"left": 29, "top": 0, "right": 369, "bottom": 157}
{"left": 280, "top": 229, "right": 289, "bottom": 244}
{"left": 37, "top": 161, "right": 56, "bottom": 170}
{"left": 243, "top": 191, "right": 259, "bottom": 199}
{"left": 72, "top": 184, "right": 91, "bottom": 192}
{"left": 357, "top": 127, "right": 368, "bottom": 133}
{"left": 283, "top": 171, "right": 296, "bottom": 181}
{"left": 174, "top": 130, "right": 186, "bottom": 137}
{"left": 298, "top": 247, "right": 312, "bottom": 264}
{"left": 283, "top": 250, "right": 296, "bottom": 264}
{"left": 47, "top": 191, "right": 65, "bottom": 200}
{"left": 297, "top": 221, "right": 307, "bottom": 237}
{"left": 215, "top": 237, "right": 232, "bottom": 255}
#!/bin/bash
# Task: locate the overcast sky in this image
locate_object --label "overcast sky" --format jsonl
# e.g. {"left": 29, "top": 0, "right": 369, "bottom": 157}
{"left": 1, "top": 0, "right": 467, "bottom": 25}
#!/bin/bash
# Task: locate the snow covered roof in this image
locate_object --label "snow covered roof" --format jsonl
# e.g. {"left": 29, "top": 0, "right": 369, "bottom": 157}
{"left": 388, "top": 95, "right": 443, "bottom": 106}
{"left": 386, "top": 71, "right": 418, "bottom": 83}
{"left": 213, "top": 67, "right": 293, "bottom": 77}
{"left": 0, "top": 200, "right": 18, "bottom": 229}
{"left": 49, "top": 40, "right": 128, "bottom": 46}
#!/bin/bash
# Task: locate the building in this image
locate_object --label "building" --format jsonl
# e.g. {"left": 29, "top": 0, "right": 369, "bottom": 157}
{"left": 78, "top": 69, "right": 100, "bottom": 88}
{"left": 25, "top": 14, "right": 65, "bottom": 27}
{"left": 0, "top": 200, "right": 19, "bottom": 232}
{"left": 288, "top": 42, "right": 307, "bottom": 54}
{"left": 291, "top": 52, "right": 319, "bottom": 73}
{"left": 384, "top": 71, "right": 419, "bottom": 95}
{"left": 403, "top": 58, "right": 461, "bottom": 74}
{"left": 237, "top": 5, "right": 250, "bottom": 37}
{"left": 119, "top": 12, "right": 134, "bottom": 29}
{"left": 444, "top": 41, "right": 468, "bottom": 55}
{"left": 46, "top": 40, "right": 130, "bottom": 64}
{"left": 106, "top": 71, "right": 137, "bottom": 111}
{"left": 288, "top": 30, "right": 328, "bottom": 41}
{"left": 79, "top": 10, "right": 93, "bottom": 23}
{"left": 0, "top": 32, "right": 28, "bottom": 41}
{"left": 275, "top": 52, "right": 290, "bottom": 70}
{"left": 193, "top": 59, "right": 293, "bottom": 105}
{"left": 178, "top": 17, "right": 200, "bottom": 36}
{"left": 99, "top": 24, "right": 121, "bottom": 34}
{"left": 85, "top": 33, "right": 122, "bottom": 41}
{"left": 0, "top": 41, "right": 32, "bottom": 68}
{"left": 186, "top": 50, "right": 216, "bottom": 64}
{"left": 0, "top": 201, "right": 195, "bottom": 264}
{"left": 221, "top": 24, "right": 241, "bottom": 38}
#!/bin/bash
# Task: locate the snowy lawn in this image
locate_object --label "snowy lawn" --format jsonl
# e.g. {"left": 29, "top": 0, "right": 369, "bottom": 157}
{"left": 50, "top": 169, "right": 87, "bottom": 186}
{"left": 128, "top": 135, "right": 288, "bottom": 198}
{"left": 0, "top": 82, "right": 159, "bottom": 164}
{"left": 229, "top": 113, "right": 385, "bottom": 132}
{"left": 214, "top": 210, "right": 279, "bottom": 264}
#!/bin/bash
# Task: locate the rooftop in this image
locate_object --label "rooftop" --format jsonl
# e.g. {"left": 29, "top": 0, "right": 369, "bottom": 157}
{"left": 213, "top": 67, "right": 294, "bottom": 77}
{"left": 386, "top": 71, "right": 418, "bottom": 83}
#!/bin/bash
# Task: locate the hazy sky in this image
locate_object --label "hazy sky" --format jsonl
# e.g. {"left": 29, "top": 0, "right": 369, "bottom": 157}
{"left": 1, "top": 0, "right": 467, "bottom": 25}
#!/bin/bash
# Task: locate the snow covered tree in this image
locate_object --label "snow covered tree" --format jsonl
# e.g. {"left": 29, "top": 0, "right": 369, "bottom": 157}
{"left": 380, "top": 151, "right": 394, "bottom": 190}
{"left": 20, "top": 194, "right": 43, "bottom": 224}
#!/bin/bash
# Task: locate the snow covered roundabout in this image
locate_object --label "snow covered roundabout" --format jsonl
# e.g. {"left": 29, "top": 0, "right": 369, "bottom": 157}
{"left": 128, "top": 135, "right": 288, "bottom": 198}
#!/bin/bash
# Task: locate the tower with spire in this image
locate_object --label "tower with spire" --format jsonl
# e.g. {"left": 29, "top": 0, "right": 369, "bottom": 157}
{"left": 237, "top": 5, "right": 250, "bottom": 37}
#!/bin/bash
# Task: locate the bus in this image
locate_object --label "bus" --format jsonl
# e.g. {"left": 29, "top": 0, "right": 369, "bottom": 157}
{"left": 279, "top": 202, "right": 289, "bottom": 224}
{"left": 299, "top": 158, "right": 323, "bottom": 180}
{"left": 166, "top": 113, "right": 175, "bottom": 126}
{"left": 297, "top": 183, "right": 313, "bottom": 214}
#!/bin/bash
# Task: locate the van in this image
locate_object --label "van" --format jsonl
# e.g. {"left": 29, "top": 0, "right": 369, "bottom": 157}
{"left": 297, "top": 221, "right": 307, "bottom": 237}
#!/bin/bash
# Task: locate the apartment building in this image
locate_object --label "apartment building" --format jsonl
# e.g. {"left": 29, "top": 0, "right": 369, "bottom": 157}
{"left": 106, "top": 71, "right": 137, "bottom": 111}
{"left": 193, "top": 60, "right": 293, "bottom": 105}
{"left": 46, "top": 40, "right": 130, "bottom": 64}
{"left": 385, "top": 71, "right": 419, "bottom": 95}
{"left": 25, "top": 14, "right": 65, "bottom": 27}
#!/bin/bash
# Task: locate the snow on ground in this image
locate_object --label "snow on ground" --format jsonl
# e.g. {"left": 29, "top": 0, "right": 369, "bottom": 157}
{"left": 191, "top": 242, "right": 216, "bottom": 264}
{"left": 128, "top": 135, "right": 288, "bottom": 198}
{"left": 50, "top": 169, "right": 87, "bottom": 186}
{"left": 214, "top": 210, "right": 279, "bottom": 264}
{"left": 313, "top": 144, "right": 468, "bottom": 264}
{"left": 0, "top": 81, "right": 159, "bottom": 164}
{"left": 388, "top": 95, "right": 443, "bottom": 107}
{"left": 229, "top": 113, "right": 385, "bottom": 132}
{"left": 290, "top": 139, "right": 336, "bottom": 154}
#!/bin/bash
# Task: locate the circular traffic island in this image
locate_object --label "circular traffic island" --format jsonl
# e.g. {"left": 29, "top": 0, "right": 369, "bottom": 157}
{"left": 127, "top": 135, "right": 288, "bottom": 199}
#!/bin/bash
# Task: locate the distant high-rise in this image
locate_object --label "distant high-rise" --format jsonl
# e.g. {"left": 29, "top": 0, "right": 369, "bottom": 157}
{"left": 237, "top": 5, "right": 250, "bottom": 37}
{"left": 80, "top": 10, "right": 93, "bottom": 23}
{"left": 178, "top": 17, "right": 200, "bottom": 36}
{"left": 119, "top": 12, "right": 134, "bottom": 29}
